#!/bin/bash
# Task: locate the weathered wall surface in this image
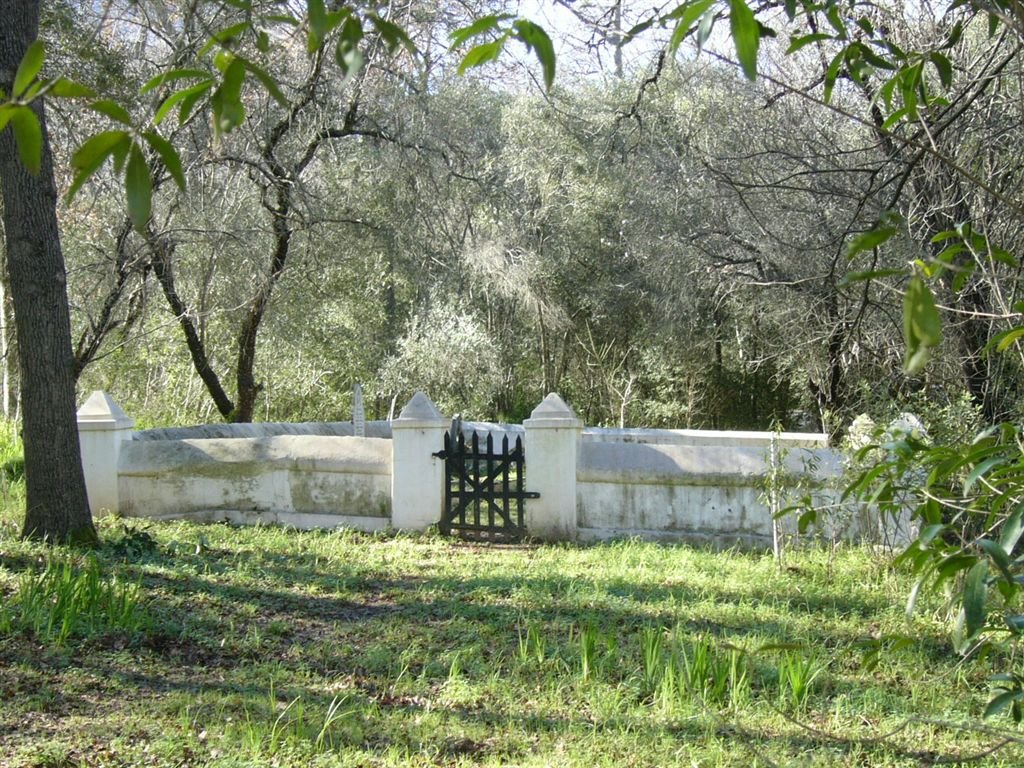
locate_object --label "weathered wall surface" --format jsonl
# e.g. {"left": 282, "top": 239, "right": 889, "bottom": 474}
{"left": 80, "top": 391, "right": 888, "bottom": 548}
{"left": 576, "top": 429, "right": 843, "bottom": 547}
{"left": 118, "top": 434, "right": 391, "bottom": 531}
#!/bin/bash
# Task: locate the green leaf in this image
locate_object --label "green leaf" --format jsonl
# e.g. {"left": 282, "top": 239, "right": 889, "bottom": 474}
{"left": 847, "top": 218, "right": 899, "bottom": 258}
{"left": 142, "top": 131, "right": 185, "bottom": 191}
{"left": 241, "top": 60, "right": 288, "bottom": 107}
{"left": 177, "top": 87, "right": 210, "bottom": 126}
{"left": 70, "top": 129, "right": 129, "bottom": 171}
{"left": 308, "top": 0, "right": 327, "bottom": 49}
{"left": 210, "top": 59, "right": 247, "bottom": 134}
{"left": 140, "top": 68, "right": 210, "bottom": 95}
{"left": 903, "top": 277, "right": 941, "bottom": 374}
{"left": 266, "top": 14, "right": 301, "bottom": 26}
{"left": 48, "top": 78, "right": 95, "bottom": 98}
{"left": 10, "top": 107, "right": 42, "bottom": 173}
{"left": 125, "top": 142, "right": 152, "bottom": 233}
{"left": 985, "top": 689, "right": 1024, "bottom": 719}
{"left": 214, "top": 50, "right": 235, "bottom": 74}
{"left": 696, "top": 9, "right": 715, "bottom": 50}
{"left": 335, "top": 42, "right": 364, "bottom": 79}
{"left": 668, "top": 0, "right": 715, "bottom": 54}
{"left": 728, "top": 0, "right": 760, "bottom": 81}
{"left": 930, "top": 52, "right": 953, "bottom": 89}
{"left": 90, "top": 99, "right": 133, "bottom": 126}
{"left": 786, "top": 33, "right": 832, "bottom": 54}
{"left": 368, "top": 13, "right": 415, "bottom": 54}
{"left": 797, "top": 508, "right": 817, "bottom": 534}
{"left": 513, "top": 20, "right": 556, "bottom": 90}
{"left": 989, "top": 246, "right": 1018, "bottom": 267}
{"left": 993, "top": 327, "right": 1024, "bottom": 353}
{"left": 944, "top": 20, "right": 964, "bottom": 49}
{"left": 918, "top": 524, "right": 946, "bottom": 547}
{"left": 878, "top": 74, "right": 898, "bottom": 111}
{"left": 21, "top": 80, "right": 45, "bottom": 101}
{"left": 965, "top": 456, "right": 1008, "bottom": 494}
{"left": 823, "top": 49, "right": 845, "bottom": 103}
{"left": 853, "top": 43, "right": 897, "bottom": 71}
{"left": 934, "top": 243, "right": 965, "bottom": 267}
{"left": 334, "top": 14, "right": 364, "bottom": 78}
{"left": 450, "top": 15, "right": 511, "bottom": 49}
{"left": 199, "top": 21, "right": 250, "bottom": 57}
{"left": 111, "top": 135, "right": 131, "bottom": 174}
{"left": 999, "top": 504, "right": 1024, "bottom": 555}
{"left": 906, "top": 577, "right": 925, "bottom": 617}
{"left": 154, "top": 81, "right": 213, "bottom": 125}
{"left": 930, "top": 228, "right": 960, "bottom": 243}
{"left": 979, "top": 539, "right": 1014, "bottom": 586}
{"left": 13, "top": 40, "right": 45, "bottom": 99}
{"left": 899, "top": 60, "right": 923, "bottom": 118}
{"left": 67, "top": 130, "right": 131, "bottom": 201}
{"left": 963, "top": 560, "right": 988, "bottom": 640}
{"left": 457, "top": 39, "right": 507, "bottom": 75}
{"left": 824, "top": 4, "right": 846, "bottom": 37}
{"left": 880, "top": 106, "right": 909, "bottom": 132}
{"left": 0, "top": 105, "right": 15, "bottom": 133}
{"left": 624, "top": 18, "right": 655, "bottom": 44}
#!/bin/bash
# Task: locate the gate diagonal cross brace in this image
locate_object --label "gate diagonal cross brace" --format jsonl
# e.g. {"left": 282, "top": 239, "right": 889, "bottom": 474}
{"left": 432, "top": 428, "right": 539, "bottom": 541}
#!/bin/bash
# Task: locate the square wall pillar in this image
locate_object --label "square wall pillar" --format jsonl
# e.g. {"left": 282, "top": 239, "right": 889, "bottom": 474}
{"left": 391, "top": 391, "right": 447, "bottom": 531}
{"left": 77, "top": 391, "right": 134, "bottom": 517}
{"left": 523, "top": 393, "right": 582, "bottom": 541}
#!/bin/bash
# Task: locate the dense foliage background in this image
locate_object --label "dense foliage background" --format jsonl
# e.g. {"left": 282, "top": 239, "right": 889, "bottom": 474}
{"left": 2, "top": 0, "right": 1021, "bottom": 438}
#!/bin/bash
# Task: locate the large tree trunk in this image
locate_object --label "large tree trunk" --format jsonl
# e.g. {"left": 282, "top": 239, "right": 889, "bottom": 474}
{"left": 0, "top": 0, "right": 96, "bottom": 544}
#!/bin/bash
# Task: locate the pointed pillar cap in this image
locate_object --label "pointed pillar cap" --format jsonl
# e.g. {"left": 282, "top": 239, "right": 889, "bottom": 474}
{"left": 393, "top": 391, "right": 446, "bottom": 425}
{"left": 77, "top": 391, "right": 134, "bottom": 430}
{"left": 524, "top": 393, "right": 581, "bottom": 428}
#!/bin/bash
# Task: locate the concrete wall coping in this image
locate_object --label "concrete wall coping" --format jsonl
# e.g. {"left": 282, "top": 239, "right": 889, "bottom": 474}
{"left": 577, "top": 440, "right": 838, "bottom": 486}
{"left": 119, "top": 435, "right": 392, "bottom": 477}
{"left": 583, "top": 427, "right": 829, "bottom": 448}
{"left": 134, "top": 421, "right": 392, "bottom": 441}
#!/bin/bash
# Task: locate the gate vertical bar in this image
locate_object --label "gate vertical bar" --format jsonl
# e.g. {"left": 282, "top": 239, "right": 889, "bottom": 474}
{"left": 486, "top": 432, "right": 495, "bottom": 531}
{"left": 441, "top": 431, "right": 452, "bottom": 535}
{"left": 515, "top": 435, "right": 525, "bottom": 531}
{"left": 457, "top": 430, "right": 467, "bottom": 529}
{"left": 471, "top": 431, "right": 480, "bottom": 529}
{"left": 502, "top": 434, "right": 511, "bottom": 533}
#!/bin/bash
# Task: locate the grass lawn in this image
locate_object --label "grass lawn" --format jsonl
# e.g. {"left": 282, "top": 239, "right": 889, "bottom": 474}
{"left": 1, "top": 509, "right": 1022, "bottom": 767}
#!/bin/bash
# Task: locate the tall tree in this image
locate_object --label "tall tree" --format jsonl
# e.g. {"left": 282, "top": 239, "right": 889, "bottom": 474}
{"left": 0, "top": 0, "right": 96, "bottom": 543}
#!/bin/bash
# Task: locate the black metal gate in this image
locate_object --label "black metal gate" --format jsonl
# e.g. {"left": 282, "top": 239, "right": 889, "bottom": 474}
{"left": 433, "top": 419, "right": 538, "bottom": 541}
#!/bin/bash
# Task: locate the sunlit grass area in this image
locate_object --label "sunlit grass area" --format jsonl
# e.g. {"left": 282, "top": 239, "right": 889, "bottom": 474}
{"left": 1, "top": 498, "right": 1022, "bottom": 766}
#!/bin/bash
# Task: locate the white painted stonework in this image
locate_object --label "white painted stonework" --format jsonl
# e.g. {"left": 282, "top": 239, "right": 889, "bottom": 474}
{"left": 523, "top": 393, "right": 581, "bottom": 541}
{"left": 77, "top": 391, "right": 883, "bottom": 547}
{"left": 77, "top": 390, "right": 134, "bottom": 517}
{"left": 118, "top": 435, "right": 391, "bottom": 530}
{"left": 389, "top": 391, "right": 447, "bottom": 532}
{"left": 574, "top": 427, "right": 849, "bottom": 547}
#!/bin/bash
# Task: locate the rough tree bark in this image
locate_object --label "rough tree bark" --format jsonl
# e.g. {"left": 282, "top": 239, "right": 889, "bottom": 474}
{"left": 0, "top": 0, "right": 97, "bottom": 544}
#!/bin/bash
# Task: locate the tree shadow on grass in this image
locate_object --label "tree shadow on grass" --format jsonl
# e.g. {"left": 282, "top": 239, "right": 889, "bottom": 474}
{"left": 0, "top": 532, "right": 973, "bottom": 764}
{"left": 23, "top": 644, "right": 1020, "bottom": 768}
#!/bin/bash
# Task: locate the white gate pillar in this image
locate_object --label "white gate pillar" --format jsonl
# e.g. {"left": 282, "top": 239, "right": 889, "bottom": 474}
{"left": 77, "top": 391, "right": 134, "bottom": 517}
{"left": 524, "top": 393, "right": 581, "bottom": 541}
{"left": 391, "top": 391, "right": 447, "bottom": 532}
